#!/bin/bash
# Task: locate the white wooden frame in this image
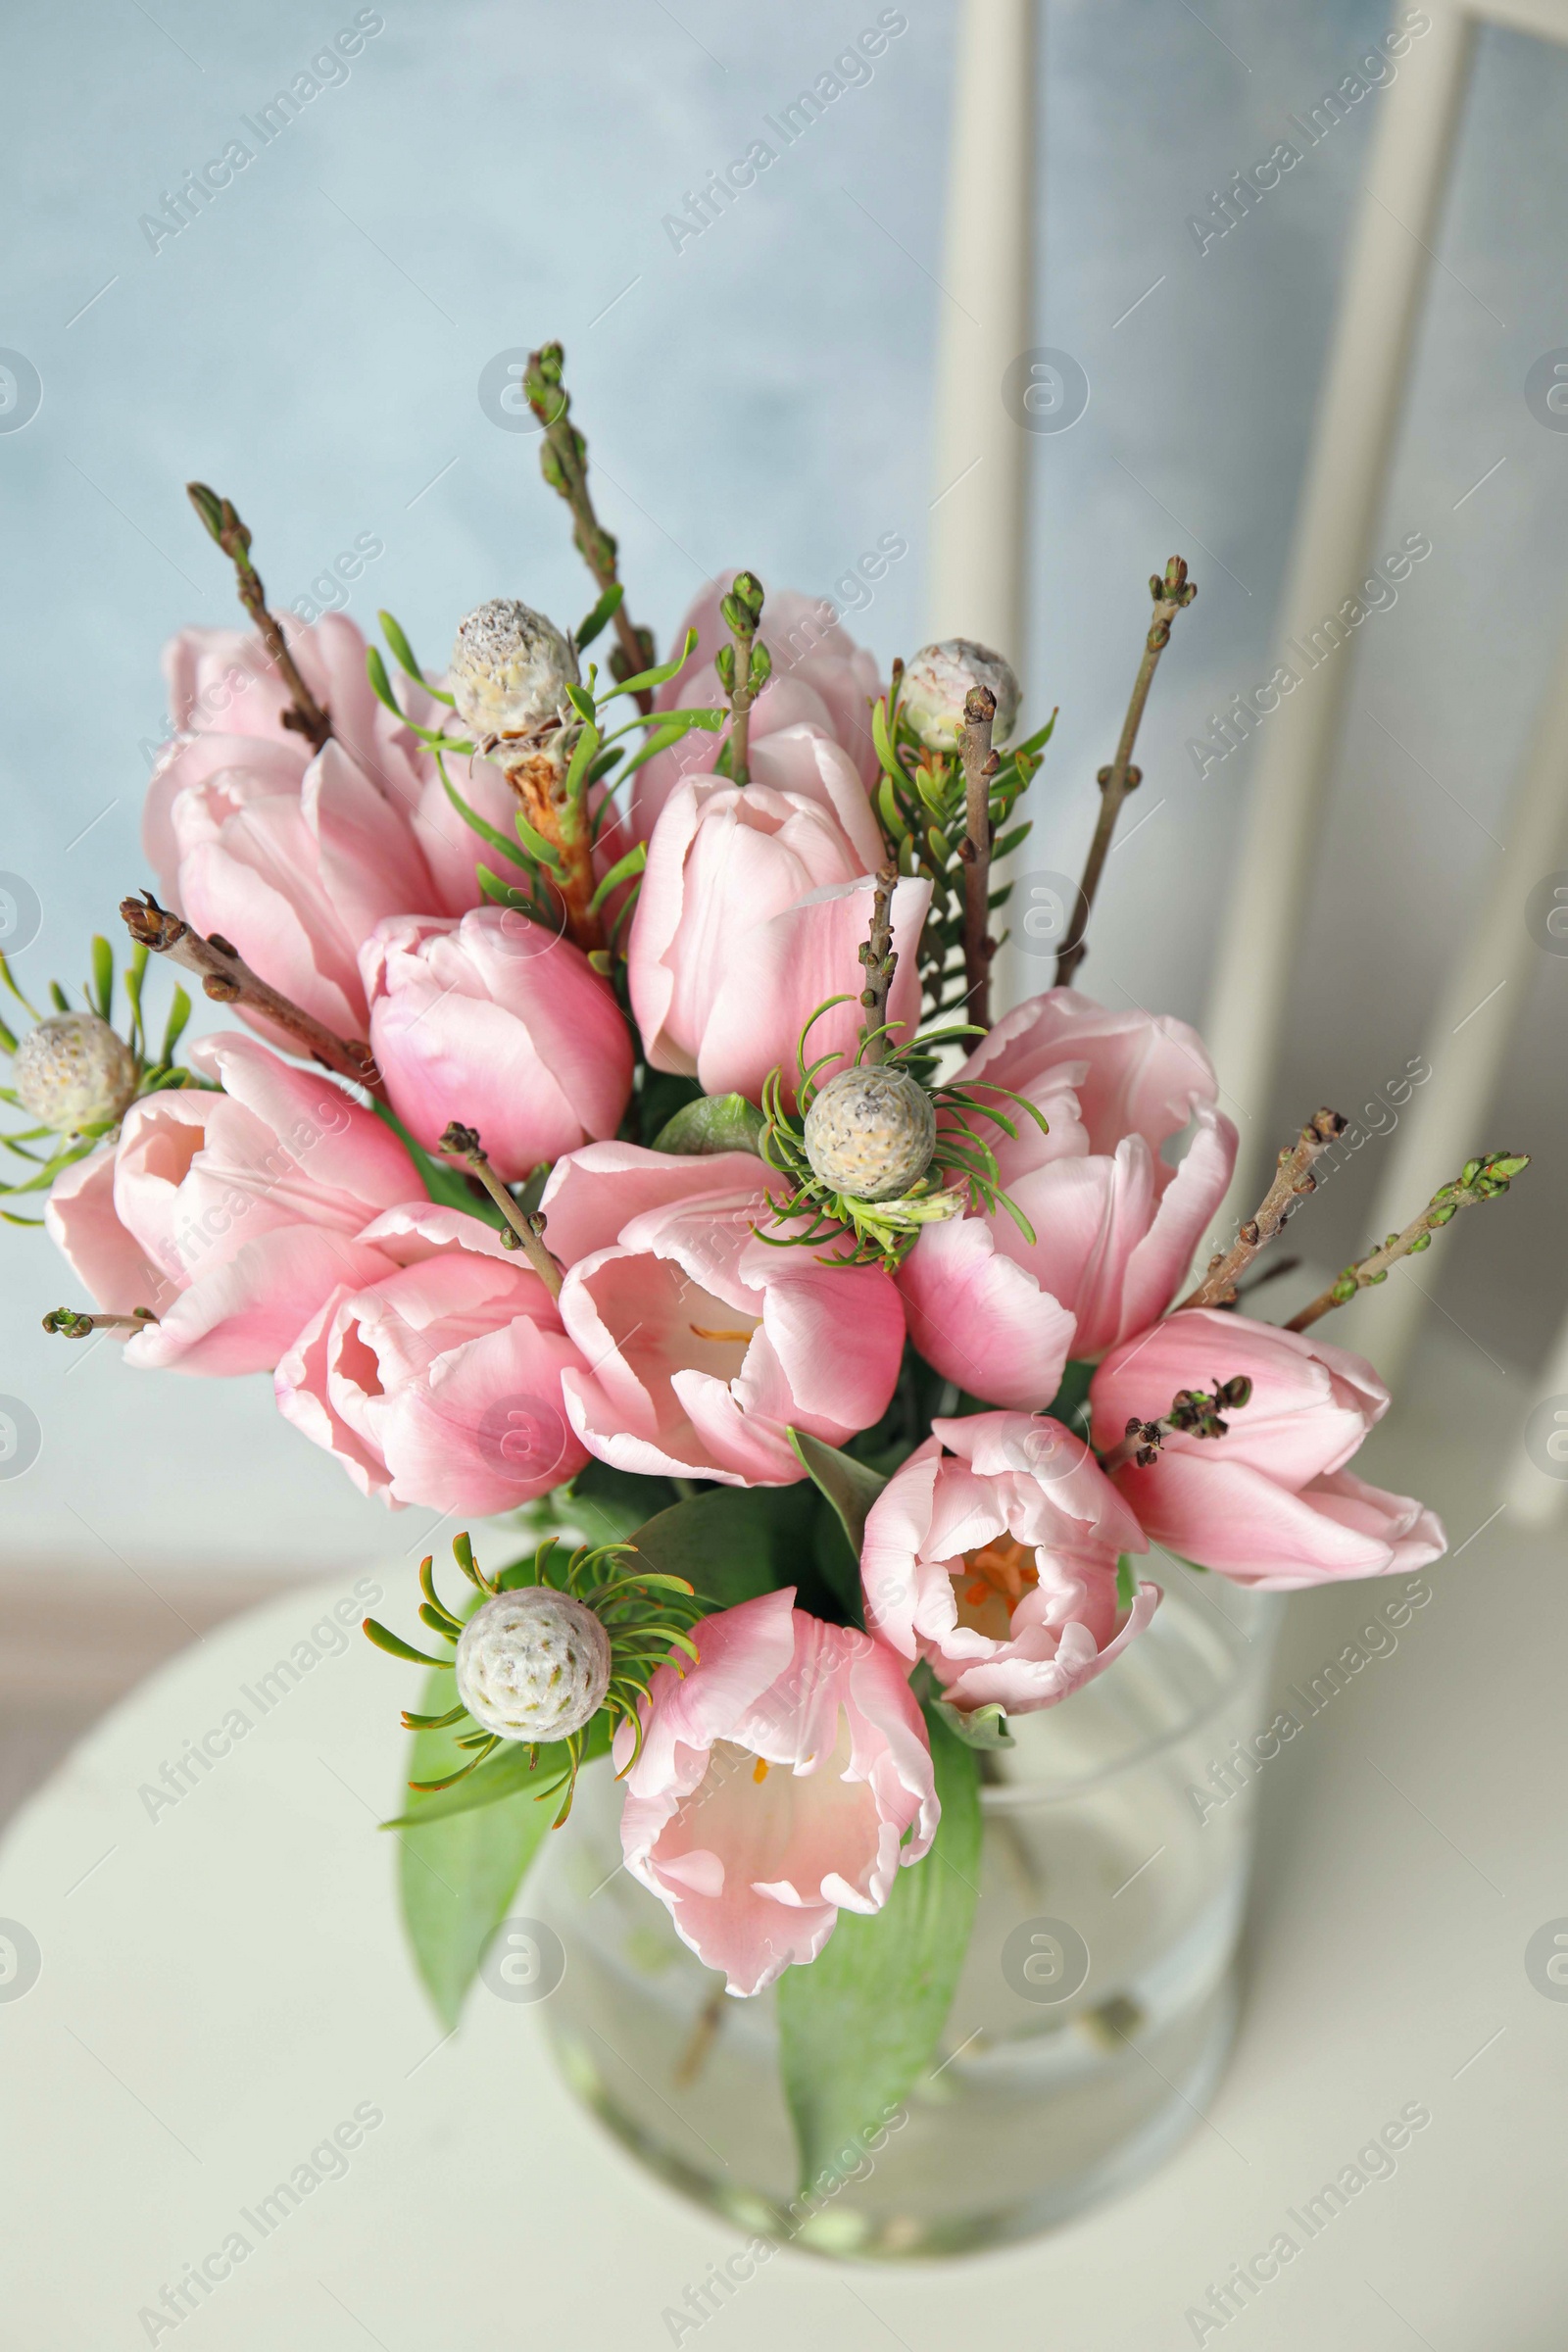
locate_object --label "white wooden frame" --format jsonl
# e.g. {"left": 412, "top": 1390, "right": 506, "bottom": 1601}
{"left": 1192, "top": 0, "right": 1568, "bottom": 1514}
{"left": 931, "top": 0, "right": 1568, "bottom": 1518}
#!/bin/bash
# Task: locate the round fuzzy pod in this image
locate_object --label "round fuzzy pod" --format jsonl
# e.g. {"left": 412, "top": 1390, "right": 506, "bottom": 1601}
{"left": 13, "top": 1013, "right": 137, "bottom": 1133}
{"left": 448, "top": 599, "right": 580, "bottom": 746}
{"left": 901, "top": 639, "right": 1020, "bottom": 753}
{"left": 455, "top": 1588, "right": 612, "bottom": 1742}
{"left": 803, "top": 1064, "right": 938, "bottom": 1202}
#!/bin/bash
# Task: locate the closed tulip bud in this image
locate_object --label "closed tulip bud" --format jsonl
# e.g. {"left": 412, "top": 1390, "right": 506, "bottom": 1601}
{"left": 13, "top": 1013, "right": 137, "bottom": 1133}
{"left": 901, "top": 639, "right": 1020, "bottom": 753}
{"left": 448, "top": 599, "right": 580, "bottom": 754}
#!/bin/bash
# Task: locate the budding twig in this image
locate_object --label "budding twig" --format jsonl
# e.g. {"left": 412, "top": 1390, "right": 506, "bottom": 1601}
{"left": 440, "top": 1123, "right": 564, "bottom": 1298}
{"left": 858, "top": 860, "right": 900, "bottom": 1065}
{"left": 714, "top": 571, "right": 770, "bottom": 785}
{"left": 957, "top": 684, "right": 999, "bottom": 1029}
{"left": 43, "top": 1306, "right": 159, "bottom": 1337}
{"left": 522, "top": 343, "right": 655, "bottom": 710}
{"left": 1100, "top": 1373, "right": 1255, "bottom": 1475}
{"left": 1286, "top": 1152, "right": 1530, "bottom": 1333}
{"left": 120, "top": 893, "right": 379, "bottom": 1092}
{"left": 1054, "top": 557, "right": 1196, "bottom": 989}
{"left": 186, "top": 483, "right": 332, "bottom": 751}
{"left": 1179, "top": 1107, "right": 1347, "bottom": 1311}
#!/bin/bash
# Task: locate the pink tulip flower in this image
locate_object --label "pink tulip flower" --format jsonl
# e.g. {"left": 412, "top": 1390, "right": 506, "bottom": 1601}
{"left": 360, "top": 907, "right": 634, "bottom": 1181}
{"left": 542, "top": 1142, "right": 906, "bottom": 1485}
{"left": 615, "top": 1587, "right": 938, "bottom": 1995}
{"left": 899, "top": 990, "right": 1237, "bottom": 1408}
{"left": 860, "top": 1411, "right": 1157, "bottom": 1714}
{"left": 628, "top": 573, "right": 883, "bottom": 840}
{"left": 44, "top": 1033, "right": 418, "bottom": 1375}
{"left": 1090, "top": 1306, "right": 1446, "bottom": 1589}
{"left": 146, "top": 615, "right": 530, "bottom": 1027}
{"left": 274, "top": 1202, "right": 587, "bottom": 1513}
{"left": 629, "top": 732, "right": 930, "bottom": 1104}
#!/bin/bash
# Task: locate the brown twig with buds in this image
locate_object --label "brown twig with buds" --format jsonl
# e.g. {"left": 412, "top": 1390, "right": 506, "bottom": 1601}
{"left": 1054, "top": 557, "right": 1197, "bottom": 989}
{"left": 120, "top": 893, "right": 379, "bottom": 1092}
{"left": 715, "top": 571, "right": 770, "bottom": 786}
{"left": 439, "top": 1122, "right": 564, "bottom": 1298}
{"left": 185, "top": 484, "right": 332, "bottom": 751}
{"left": 1179, "top": 1107, "right": 1347, "bottom": 1310}
{"left": 43, "top": 1306, "right": 159, "bottom": 1337}
{"left": 1099, "top": 1374, "right": 1255, "bottom": 1475}
{"left": 957, "top": 684, "right": 999, "bottom": 1028}
{"left": 1286, "top": 1152, "right": 1530, "bottom": 1332}
{"left": 858, "top": 860, "right": 901, "bottom": 1065}
{"left": 522, "top": 343, "right": 655, "bottom": 711}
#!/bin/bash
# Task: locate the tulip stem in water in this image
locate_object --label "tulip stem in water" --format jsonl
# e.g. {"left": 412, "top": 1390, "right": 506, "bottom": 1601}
{"left": 1179, "top": 1106, "right": 1347, "bottom": 1312}
{"left": 1054, "top": 558, "right": 1196, "bottom": 990}
{"left": 673, "top": 1980, "right": 728, "bottom": 2089}
{"left": 185, "top": 483, "right": 332, "bottom": 751}
{"left": 118, "top": 892, "right": 379, "bottom": 1094}
{"left": 1285, "top": 1152, "right": 1529, "bottom": 1332}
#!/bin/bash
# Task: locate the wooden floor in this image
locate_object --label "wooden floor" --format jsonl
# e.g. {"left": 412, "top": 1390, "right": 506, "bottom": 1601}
{"left": 0, "top": 1567, "right": 294, "bottom": 1829}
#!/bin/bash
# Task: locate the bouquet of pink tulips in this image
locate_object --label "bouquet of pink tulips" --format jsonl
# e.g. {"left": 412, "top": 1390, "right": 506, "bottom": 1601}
{"left": 8, "top": 343, "right": 1527, "bottom": 2182}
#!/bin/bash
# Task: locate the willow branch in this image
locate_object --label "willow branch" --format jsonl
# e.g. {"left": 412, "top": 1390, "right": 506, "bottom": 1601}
{"left": 523, "top": 343, "right": 654, "bottom": 710}
{"left": 715, "top": 571, "right": 768, "bottom": 785}
{"left": 120, "top": 893, "right": 378, "bottom": 1091}
{"left": 185, "top": 484, "right": 331, "bottom": 751}
{"left": 1286, "top": 1152, "right": 1530, "bottom": 1332}
{"left": 1179, "top": 1106, "right": 1347, "bottom": 1311}
{"left": 1054, "top": 556, "right": 1196, "bottom": 988}
{"left": 43, "top": 1306, "right": 159, "bottom": 1337}
{"left": 858, "top": 860, "right": 900, "bottom": 1064}
{"left": 440, "top": 1123, "right": 564, "bottom": 1298}
{"left": 957, "top": 684, "right": 999, "bottom": 1028}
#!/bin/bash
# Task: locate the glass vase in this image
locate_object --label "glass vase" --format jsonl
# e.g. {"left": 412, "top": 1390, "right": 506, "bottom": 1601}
{"left": 531, "top": 1574, "right": 1282, "bottom": 2258}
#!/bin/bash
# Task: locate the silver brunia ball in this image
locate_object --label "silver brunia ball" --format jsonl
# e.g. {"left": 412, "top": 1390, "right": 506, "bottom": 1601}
{"left": 455, "top": 1588, "right": 612, "bottom": 1743}
{"left": 448, "top": 598, "right": 580, "bottom": 747}
{"left": 803, "top": 1064, "right": 938, "bottom": 1202}
{"left": 13, "top": 1013, "right": 137, "bottom": 1133}
{"left": 901, "top": 638, "right": 1020, "bottom": 754}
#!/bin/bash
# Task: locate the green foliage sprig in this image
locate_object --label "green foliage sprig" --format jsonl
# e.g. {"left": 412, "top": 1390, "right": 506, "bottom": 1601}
{"left": 0, "top": 938, "right": 202, "bottom": 1224}
{"left": 364, "top": 1530, "right": 705, "bottom": 1819}
{"left": 755, "top": 997, "right": 1050, "bottom": 1270}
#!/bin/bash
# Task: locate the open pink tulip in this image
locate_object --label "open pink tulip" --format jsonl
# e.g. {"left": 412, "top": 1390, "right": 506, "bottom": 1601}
{"left": 543, "top": 1142, "right": 906, "bottom": 1484}
{"left": 861, "top": 1411, "right": 1157, "bottom": 1714}
{"left": 615, "top": 1587, "right": 937, "bottom": 1995}
{"left": 361, "top": 908, "right": 633, "bottom": 1181}
{"left": 274, "top": 1202, "right": 587, "bottom": 1513}
{"left": 899, "top": 991, "right": 1237, "bottom": 1408}
{"left": 1090, "top": 1306, "right": 1447, "bottom": 1590}
{"left": 146, "top": 614, "right": 531, "bottom": 1025}
{"left": 44, "top": 1033, "right": 417, "bottom": 1375}
{"left": 629, "top": 736, "right": 930, "bottom": 1104}
{"left": 163, "top": 739, "right": 439, "bottom": 1041}
{"left": 628, "top": 573, "right": 882, "bottom": 840}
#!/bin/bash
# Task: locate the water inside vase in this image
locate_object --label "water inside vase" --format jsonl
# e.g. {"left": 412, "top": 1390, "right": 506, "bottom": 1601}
{"left": 532, "top": 1574, "right": 1280, "bottom": 2257}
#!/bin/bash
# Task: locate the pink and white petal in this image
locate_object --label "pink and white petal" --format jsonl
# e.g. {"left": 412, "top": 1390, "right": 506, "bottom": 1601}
{"left": 899, "top": 1216, "right": 1075, "bottom": 1411}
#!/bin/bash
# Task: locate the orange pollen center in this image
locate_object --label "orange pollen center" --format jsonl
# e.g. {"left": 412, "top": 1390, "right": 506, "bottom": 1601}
{"left": 752, "top": 1756, "right": 770, "bottom": 1784}
{"left": 690, "top": 1323, "right": 755, "bottom": 1344}
{"left": 959, "top": 1534, "right": 1039, "bottom": 1611}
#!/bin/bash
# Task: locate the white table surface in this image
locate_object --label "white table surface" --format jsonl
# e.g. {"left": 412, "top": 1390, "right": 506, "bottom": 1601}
{"left": 2, "top": 1322, "right": 1565, "bottom": 2351}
